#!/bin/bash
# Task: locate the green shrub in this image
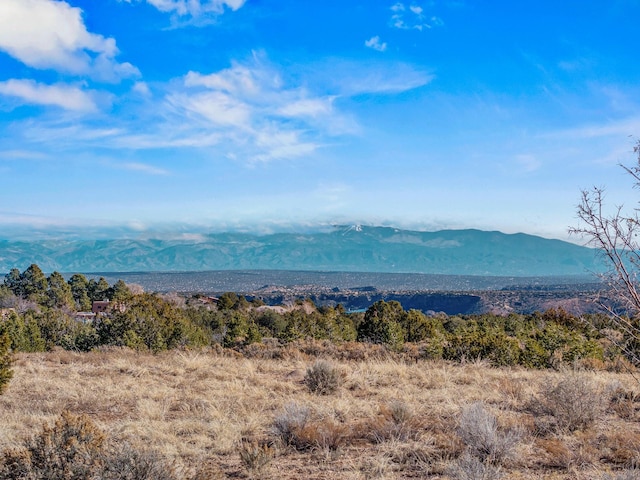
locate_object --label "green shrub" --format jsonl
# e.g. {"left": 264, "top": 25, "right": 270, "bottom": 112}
{"left": 401, "top": 309, "right": 441, "bottom": 343}
{"left": 357, "top": 301, "right": 405, "bottom": 350}
{"left": 537, "top": 323, "right": 573, "bottom": 358}
{"left": 222, "top": 312, "right": 250, "bottom": 347}
{"left": 0, "top": 311, "right": 45, "bottom": 352}
{"left": 520, "top": 338, "right": 549, "bottom": 369}
{"left": 444, "top": 322, "right": 520, "bottom": 366}
{"left": 562, "top": 338, "right": 604, "bottom": 363}
{"left": 488, "top": 335, "right": 521, "bottom": 367}
{"left": 416, "top": 335, "right": 445, "bottom": 360}
{"left": 98, "top": 293, "right": 206, "bottom": 352}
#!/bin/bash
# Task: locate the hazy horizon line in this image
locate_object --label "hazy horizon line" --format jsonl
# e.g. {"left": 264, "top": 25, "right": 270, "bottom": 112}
{"left": 0, "top": 220, "right": 585, "bottom": 245}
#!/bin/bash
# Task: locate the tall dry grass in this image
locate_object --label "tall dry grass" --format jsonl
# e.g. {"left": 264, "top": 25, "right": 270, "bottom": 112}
{"left": 0, "top": 344, "right": 638, "bottom": 479}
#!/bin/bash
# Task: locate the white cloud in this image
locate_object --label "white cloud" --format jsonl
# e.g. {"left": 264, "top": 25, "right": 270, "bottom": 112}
{"left": 0, "top": 79, "right": 98, "bottom": 112}
{"left": 1, "top": 53, "right": 429, "bottom": 166}
{"left": 252, "top": 128, "right": 319, "bottom": 163}
{"left": 132, "top": 82, "right": 152, "bottom": 97}
{"left": 168, "top": 91, "right": 252, "bottom": 126}
{"left": 106, "top": 57, "right": 427, "bottom": 162}
{"left": 0, "top": 0, "right": 139, "bottom": 81}
{"left": 165, "top": 57, "right": 345, "bottom": 161}
{"left": 277, "top": 98, "right": 334, "bottom": 118}
{"left": 141, "top": 0, "right": 246, "bottom": 18}
{"left": 365, "top": 36, "right": 388, "bottom": 52}
{"left": 390, "top": 2, "right": 443, "bottom": 31}
{"left": 184, "top": 65, "right": 264, "bottom": 96}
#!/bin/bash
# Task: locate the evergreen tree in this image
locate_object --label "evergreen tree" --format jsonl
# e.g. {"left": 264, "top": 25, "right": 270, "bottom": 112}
{"left": 0, "top": 311, "right": 46, "bottom": 352}
{"left": 4, "top": 268, "right": 24, "bottom": 297}
{"left": 68, "top": 273, "right": 92, "bottom": 311}
{"left": 46, "top": 271, "right": 74, "bottom": 309}
{"left": 110, "top": 279, "right": 132, "bottom": 303}
{"left": 217, "top": 292, "right": 239, "bottom": 310}
{"left": 21, "top": 264, "right": 48, "bottom": 304}
{"left": 88, "top": 277, "right": 110, "bottom": 302}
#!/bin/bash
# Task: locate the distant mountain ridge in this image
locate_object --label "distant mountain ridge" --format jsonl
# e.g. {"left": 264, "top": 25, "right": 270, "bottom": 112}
{"left": 0, "top": 225, "right": 603, "bottom": 276}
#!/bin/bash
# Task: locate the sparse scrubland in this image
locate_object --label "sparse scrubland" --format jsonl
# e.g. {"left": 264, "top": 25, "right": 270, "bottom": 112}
{"left": 1, "top": 264, "right": 640, "bottom": 478}
{"left": 0, "top": 346, "right": 639, "bottom": 479}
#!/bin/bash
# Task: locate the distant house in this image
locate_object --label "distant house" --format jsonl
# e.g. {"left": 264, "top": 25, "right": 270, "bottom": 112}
{"left": 91, "top": 299, "right": 126, "bottom": 316}
{"left": 92, "top": 300, "right": 110, "bottom": 314}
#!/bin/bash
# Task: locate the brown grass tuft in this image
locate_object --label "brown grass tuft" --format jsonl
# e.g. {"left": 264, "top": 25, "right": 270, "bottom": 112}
{"left": 238, "top": 439, "right": 275, "bottom": 477}
{"left": 457, "top": 402, "right": 521, "bottom": 465}
{"left": 367, "top": 400, "right": 423, "bottom": 443}
{"left": 303, "top": 359, "right": 343, "bottom": 395}
{"left": 535, "top": 371, "right": 606, "bottom": 433}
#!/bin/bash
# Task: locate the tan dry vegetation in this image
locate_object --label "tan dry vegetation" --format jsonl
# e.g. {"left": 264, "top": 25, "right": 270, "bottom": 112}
{"left": 1, "top": 345, "right": 639, "bottom": 479}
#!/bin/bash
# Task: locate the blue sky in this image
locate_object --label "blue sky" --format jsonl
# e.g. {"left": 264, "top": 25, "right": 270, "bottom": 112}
{"left": 1, "top": 0, "right": 639, "bottom": 241}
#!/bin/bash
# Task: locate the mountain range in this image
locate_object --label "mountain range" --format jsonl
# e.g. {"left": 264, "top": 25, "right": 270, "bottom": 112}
{"left": 0, "top": 225, "right": 604, "bottom": 276}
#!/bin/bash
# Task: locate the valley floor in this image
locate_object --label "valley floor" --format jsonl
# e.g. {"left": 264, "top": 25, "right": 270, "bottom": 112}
{"left": 1, "top": 345, "right": 638, "bottom": 479}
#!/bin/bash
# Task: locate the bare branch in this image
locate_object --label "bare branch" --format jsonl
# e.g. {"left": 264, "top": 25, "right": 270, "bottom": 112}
{"left": 570, "top": 140, "right": 640, "bottom": 369}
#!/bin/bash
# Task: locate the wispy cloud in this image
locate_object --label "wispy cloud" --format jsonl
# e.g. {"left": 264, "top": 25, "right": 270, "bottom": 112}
{"left": 18, "top": 123, "right": 123, "bottom": 147}
{"left": 2, "top": 54, "right": 431, "bottom": 164}
{"left": 0, "top": 79, "right": 99, "bottom": 112}
{"left": 115, "top": 131, "right": 222, "bottom": 149}
{"left": 390, "top": 2, "right": 444, "bottom": 31}
{"left": 365, "top": 36, "right": 388, "bottom": 52}
{"left": 542, "top": 116, "right": 640, "bottom": 140}
{"left": 165, "top": 55, "right": 348, "bottom": 161}
{"left": 120, "top": 162, "right": 170, "bottom": 175}
{"left": 252, "top": 129, "right": 319, "bottom": 163}
{"left": 324, "top": 61, "right": 434, "bottom": 95}
{"left": 276, "top": 98, "right": 335, "bottom": 118}
{"left": 0, "top": 0, "right": 139, "bottom": 82}
{"left": 167, "top": 90, "right": 252, "bottom": 127}
{"left": 0, "top": 149, "right": 48, "bottom": 160}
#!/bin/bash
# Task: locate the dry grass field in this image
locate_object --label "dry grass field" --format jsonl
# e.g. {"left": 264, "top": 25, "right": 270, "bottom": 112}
{"left": 1, "top": 343, "right": 639, "bottom": 479}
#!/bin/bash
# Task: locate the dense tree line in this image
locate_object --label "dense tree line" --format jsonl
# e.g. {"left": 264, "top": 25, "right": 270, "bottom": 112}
{"left": 0, "top": 264, "right": 632, "bottom": 369}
